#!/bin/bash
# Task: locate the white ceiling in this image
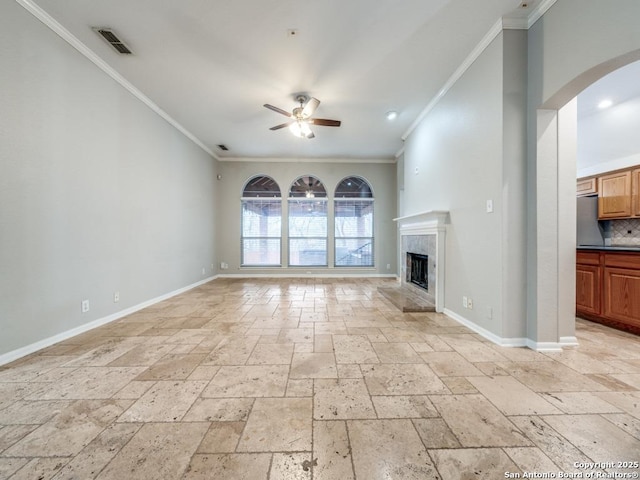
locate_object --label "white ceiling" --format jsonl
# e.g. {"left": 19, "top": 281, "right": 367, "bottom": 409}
{"left": 30, "top": 0, "right": 538, "bottom": 160}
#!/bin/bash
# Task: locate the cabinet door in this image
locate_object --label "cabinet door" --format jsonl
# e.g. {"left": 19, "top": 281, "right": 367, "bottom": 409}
{"left": 577, "top": 178, "right": 597, "bottom": 196}
{"left": 633, "top": 169, "right": 640, "bottom": 217}
{"left": 576, "top": 264, "right": 601, "bottom": 316}
{"left": 598, "top": 170, "right": 631, "bottom": 219}
{"left": 603, "top": 266, "right": 640, "bottom": 328}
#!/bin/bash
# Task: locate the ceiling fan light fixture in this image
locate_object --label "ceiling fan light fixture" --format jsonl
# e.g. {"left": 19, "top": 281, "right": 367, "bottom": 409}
{"left": 289, "top": 120, "right": 312, "bottom": 138}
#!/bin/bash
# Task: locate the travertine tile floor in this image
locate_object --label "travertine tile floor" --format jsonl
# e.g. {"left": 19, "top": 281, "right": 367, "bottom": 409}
{"left": 1, "top": 278, "right": 639, "bottom": 479}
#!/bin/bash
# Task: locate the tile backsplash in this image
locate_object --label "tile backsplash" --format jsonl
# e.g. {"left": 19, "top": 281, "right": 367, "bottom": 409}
{"left": 610, "top": 218, "right": 640, "bottom": 246}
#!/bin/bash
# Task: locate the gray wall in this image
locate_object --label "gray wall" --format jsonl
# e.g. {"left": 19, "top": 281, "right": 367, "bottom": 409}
{"left": 402, "top": 32, "right": 528, "bottom": 341}
{"left": 216, "top": 161, "right": 397, "bottom": 276}
{"left": 0, "top": 2, "right": 219, "bottom": 358}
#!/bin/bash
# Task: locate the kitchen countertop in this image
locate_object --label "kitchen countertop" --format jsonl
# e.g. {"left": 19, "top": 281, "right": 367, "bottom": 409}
{"left": 577, "top": 245, "right": 640, "bottom": 252}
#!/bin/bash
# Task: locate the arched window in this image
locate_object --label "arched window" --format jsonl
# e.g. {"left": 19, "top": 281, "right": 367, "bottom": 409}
{"left": 288, "top": 175, "right": 327, "bottom": 266}
{"left": 334, "top": 176, "right": 374, "bottom": 267}
{"left": 241, "top": 175, "right": 281, "bottom": 266}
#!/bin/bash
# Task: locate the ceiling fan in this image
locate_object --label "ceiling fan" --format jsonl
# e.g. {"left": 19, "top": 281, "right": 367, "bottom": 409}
{"left": 264, "top": 95, "right": 341, "bottom": 139}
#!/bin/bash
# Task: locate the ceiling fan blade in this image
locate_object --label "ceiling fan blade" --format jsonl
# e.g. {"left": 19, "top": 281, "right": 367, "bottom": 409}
{"left": 309, "top": 118, "right": 341, "bottom": 127}
{"left": 269, "top": 121, "right": 294, "bottom": 131}
{"left": 264, "top": 104, "right": 292, "bottom": 117}
{"left": 302, "top": 97, "right": 320, "bottom": 118}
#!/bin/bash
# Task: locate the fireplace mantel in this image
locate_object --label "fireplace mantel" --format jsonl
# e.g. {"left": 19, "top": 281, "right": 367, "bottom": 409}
{"left": 395, "top": 210, "right": 449, "bottom": 312}
{"left": 394, "top": 210, "right": 449, "bottom": 234}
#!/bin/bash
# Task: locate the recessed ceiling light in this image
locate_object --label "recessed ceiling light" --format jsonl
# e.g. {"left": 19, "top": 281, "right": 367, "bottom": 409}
{"left": 598, "top": 99, "right": 613, "bottom": 109}
{"left": 386, "top": 111, "right": 398, "bottom": 120}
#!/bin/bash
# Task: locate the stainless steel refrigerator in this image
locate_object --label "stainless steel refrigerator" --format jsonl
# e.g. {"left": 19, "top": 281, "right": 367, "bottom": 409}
{"left": 576, "top": 195, "right": 604, "bottom": 246}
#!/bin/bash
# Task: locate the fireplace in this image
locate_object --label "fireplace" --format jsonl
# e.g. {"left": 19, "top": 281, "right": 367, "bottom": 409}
{"left": 407, "top": 253, "right": 429, "bottom": 291}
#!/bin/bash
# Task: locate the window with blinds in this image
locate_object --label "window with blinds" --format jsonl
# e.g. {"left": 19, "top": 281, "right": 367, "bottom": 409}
{"left": 288, "top": 176, "right": 327, "bottom": 266}
{"left": 334, "top": 177, "right": 374, "bottom": 267}
{"left": 241, "top": 176, "right": 281, "bottom": 266}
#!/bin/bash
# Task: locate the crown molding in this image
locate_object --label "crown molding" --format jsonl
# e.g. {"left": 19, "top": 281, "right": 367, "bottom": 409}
{"left": 401, "top": 18, "right": 504, "bottom": 141}
{"left": 15, "top": 0, "right": 218, "bottom": 160}
{"left": 219, "top": 156, "right": 396, "bottom": 164}
{"left": 526, "top": 0, "right": 557, "bottom": 29}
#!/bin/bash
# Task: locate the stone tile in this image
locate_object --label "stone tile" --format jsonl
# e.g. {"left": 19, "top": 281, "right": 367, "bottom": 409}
{"left": 372, "top": 395, "right": 438, "bottom": 418}
{"left": 0, "top": 424, "right": 38, "bottom": 452}
{"left": 135, "top": 354, "right": 205, "bottom": 380}
{"left": 0, "top": 399, "right": 71, "bottom": 425}
{"left": 111, "top": 380, "right": 155, "bottom": 399}
{"left": 246, "top": 343, "right": 293, "bottom": 365}
{"left": 332, "top": 335, "right": 379, "bottom": 364}
{"left": 611, "top": 373, "right": 640, "bottom": 389}
{"left": 539, "top": 392, "right": 623, "bottom": 414}
{"left": 510, "top": 416, "right": 597, "bottom": 471}
{"left": 0, "top": 382, "right": 42, "bottom": 410}
{"left": 440, "top": 376, "right": 478, "bottom": 394}
{"left": 277, "top": 328, "right": 314, "bottom": 344}
{"left": 0, "top": 458, "right": 29, "bottom": 478}
{"left": 412, "top": 418, "right": 461, "bottom": 448}
{"left": 182, "top": 398, "right": 254, "bottom": 422}
{"left": 187, "top": 365, "right": 220, "bottom": 381}
{"left": 372, "top": 343, "right": 423, "bottom": 363}
{"left": 117, "top": 380, "right": 207, "bottom": 422}
{"left": 8, "top": 457, "right": 68, "bottom": 480}
{"left": 105, "top": 344, "right": 176, "bottom": 367}
{"left": 601, "top": 413, "right": 640, "bottom": 440}
{"left": 361, "top": 363, "right": 448, "bottom": 395}
{"left": 430, "top": 395, "right": 531, "bottom": 447}
{"left": 314, "top": 379, "right": 376, "bottom": 420}
{"left": 202, "top": 365, "right": 289, "bottom": 398}
{"left": 348, "top": 419, "right": 439, "bottom": 479}
{"left": 313, "top": 421, "right": 354, "bottom": 480}
{"left": 96, "top": 423, "right": 208, "bottom": 480}
{"left": 431, "top": 448, "right": 519, "bottom": 480}
{"left": 50, "top": 423, "right": 141, "bottom": 480}
{"left": 4, "top": 399, "right": 131, "bottom": 457}
{"left": 313, "top": 334, "right": 333, "bottom": 353}
{"left": 286, "top": 379, "right": 313, "bottom": 397}
{"left": 202, "top": 336, "right": 260, "bottom": 365}
{"left": 62, "top": 340, "right": 139, "bottom": 367}
{"left": 466, "top": 376, "right": 561, "bottom": 415}
{"left": 336, "top": 364, "right": 362, "bottom": 379}
{"left": 26, "top": 367, "right": 146, "bottom": 400}
{"left": 270, "top": 452, "right": 312, "bottom": 480}
{"left": 420, "top": 351, "right": 483, "bottom": 376}
{"left": 237, "top": 397, "right": 312, "bottom": 452}
{"left": 503, "top": 447, "right": 559, "bottom": 473}
{"left": 545, "top": 350, "right": 623, "bottom": 374}
{"left": 541, "top": 414, "right": 640, "bottom": 467}
{"left": 197, "top": 422, "right": 244, "bottom": 453}
{"left": 498, "top": 361, "right": 610, "bottom": 392}
{"left": 290, "top": 353, "right": 337, "bottom": 379}
{"left": 593, "top": 392, "right": 640, "bottom": 419}
{"left": 183, "top": 454, "right": 271, "bottom": 480}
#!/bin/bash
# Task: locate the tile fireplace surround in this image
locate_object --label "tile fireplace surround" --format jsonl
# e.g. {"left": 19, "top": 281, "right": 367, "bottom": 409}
{"left": 395, "top": 211, "right": 449, "bottom": 312}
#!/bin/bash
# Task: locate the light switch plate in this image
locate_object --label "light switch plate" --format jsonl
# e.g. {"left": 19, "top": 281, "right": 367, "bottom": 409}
{"left": 486, "top": 199, "right": 493, "bottom": 213}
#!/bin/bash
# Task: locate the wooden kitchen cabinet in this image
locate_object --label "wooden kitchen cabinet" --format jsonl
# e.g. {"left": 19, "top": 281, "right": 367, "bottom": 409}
{"left": 576, "top": 177, "right": 597, "bottom": 196}
{"left": 577, "top": 249, "right": 640, "bottom": 334}
{"left": 598, "top": 170, "right": 631, "bottom": 219}
{"left": 633, "top": 168, "right": 640, "bottom": 217}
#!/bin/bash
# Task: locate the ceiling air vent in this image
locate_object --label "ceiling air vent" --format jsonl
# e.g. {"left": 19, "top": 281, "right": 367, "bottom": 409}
{"left": 217, "top": 144, "right": 229, "bottom": 151}
{"left": 93, "top": 28, "right": 133, "bottom": 55}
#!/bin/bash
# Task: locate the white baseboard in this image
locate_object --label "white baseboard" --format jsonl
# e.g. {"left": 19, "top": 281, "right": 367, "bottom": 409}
{"left": 217, "top": 273, "right": 397, "bottom": 279}
{"left": 442, "top": 308, "right": 571, "bottom": 351}
{"left": 0, "top": 276, "right": 216, "bottom": 367}
{"left": 443, "top": 309, "right": 528, "bottom": 347}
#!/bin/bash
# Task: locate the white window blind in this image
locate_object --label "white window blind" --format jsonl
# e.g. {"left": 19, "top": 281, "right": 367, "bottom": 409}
{"left": 288, "top": 199, "right": 327, "bottom": 266}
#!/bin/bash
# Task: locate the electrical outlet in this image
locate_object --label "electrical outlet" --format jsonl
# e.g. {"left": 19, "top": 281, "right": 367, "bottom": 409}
{"left": 467, "top": 297, "right": 473, "bottom": 309}
{"left": 486, "top": 307, "right": 493, "bottom": 319}
{"left": 386, "top": 263, "right": 391, "bottom": 270}
{"left": 202, "top": 267, "right": 206, "bottom": 275}
{"left": 81, "top": 299, "right": 90, "bottom": 313}
{"left": 486, "top": 199, "right": 493, "bottom": 213}
{"left": 463, "top": 296, "right": 468, "bottom": 308}
{"left": 211, "top": 263, "right": 214, "bottom": 271}
{"left": 220, "top": 262, "right": 229, "bottom": 270}
{"left": 114, "top": 291, "right": 120, "bottom": 303}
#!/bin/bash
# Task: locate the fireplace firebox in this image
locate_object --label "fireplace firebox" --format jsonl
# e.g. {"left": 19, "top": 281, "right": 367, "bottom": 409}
{"left": 407, "top": 252, "right": 429, "bottom": 291}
